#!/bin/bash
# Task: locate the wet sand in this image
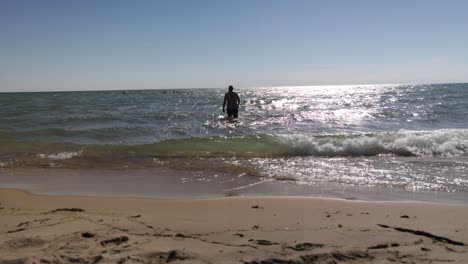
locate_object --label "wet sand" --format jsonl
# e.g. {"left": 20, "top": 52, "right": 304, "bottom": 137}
{"left": 1, "top": 168, "right": 467, "bottom": 203}
{"left": 1, "top": 189, "right": 467, "bottom": 263}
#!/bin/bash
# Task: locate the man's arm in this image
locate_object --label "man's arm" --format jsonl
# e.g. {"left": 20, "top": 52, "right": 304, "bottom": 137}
{"left": 236, "top": 94, "right": 240, "bottom": 108}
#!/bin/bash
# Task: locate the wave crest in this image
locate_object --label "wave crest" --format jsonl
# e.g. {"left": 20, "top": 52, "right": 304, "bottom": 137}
{"left": 37, "top": 151, "right": 83, "bottom": 160}
{"left": 281, "top": 129, "right": 468, "bottom": 157}
{"left": 1, "top": 130, "right": 467, "bottom": 169}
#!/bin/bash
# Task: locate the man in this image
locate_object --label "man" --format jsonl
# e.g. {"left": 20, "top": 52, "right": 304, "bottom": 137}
{"left": 222, "top": 85, "right": 241, "bottom": 118}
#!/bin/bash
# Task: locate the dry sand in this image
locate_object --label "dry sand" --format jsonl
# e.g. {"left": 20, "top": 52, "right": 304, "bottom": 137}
{"left": 1, "top": 189, "right": 467, "bottom": 263}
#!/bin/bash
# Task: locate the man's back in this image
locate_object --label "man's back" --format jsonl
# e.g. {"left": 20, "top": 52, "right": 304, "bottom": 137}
{"left": 224, "top": 91, "right": 240, "bottom": 109}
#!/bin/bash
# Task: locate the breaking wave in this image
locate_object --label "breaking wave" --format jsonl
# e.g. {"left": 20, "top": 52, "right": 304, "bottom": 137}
{"left": 1, "top": 129, "right": 467, "bottom": 169}
{"left": 281, "top": 129, "right": 468, "bottom": 157}
{"left": 37, "top": 151, "right": 83, "bottom": 160}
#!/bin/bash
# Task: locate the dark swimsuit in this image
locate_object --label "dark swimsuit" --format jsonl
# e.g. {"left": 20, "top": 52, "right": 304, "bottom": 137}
{"left": 226, "top": 108, "right": 238, "bottom": 118}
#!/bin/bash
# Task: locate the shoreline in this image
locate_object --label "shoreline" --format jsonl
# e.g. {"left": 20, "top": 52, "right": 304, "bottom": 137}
{"left": 1, "top": 189, "right": 468, "bottom": 263}
{"left": 0, "top": 187, "right": 465, "bottom": 206}
{"left": 1, "top": 167, "right": 468, "bottom": 204}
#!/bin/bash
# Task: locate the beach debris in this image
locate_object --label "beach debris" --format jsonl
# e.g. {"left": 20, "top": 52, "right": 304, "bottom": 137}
{"left": 400, "top": 215, "right": 410, "bottom": 219}
{"left": 50, "top": 208, "right": 84, "bottom": 213}
{"left": 421, "top": 247, "right": 431, "bottom": 251}
{"left": 7, "top": 228, "right": 26, "bottom": 233}
{"left": 243, "top": 250, "right": 372, "bottom": 264}
{"left": 251, "top": 205, "right": 264, "bottom": 209}
{"left": 17, "top": 221, "right": 29, "bottom": 227}
{"left": 166, "top": 250, "right": 192, "bottom": 262}
{"left": 338, "top": 224, "right": 343, "bottom": 228}
{"left": 377, "top": 224, "right": 465, "bottom": 246}
{"left": 252, "top": 225, "right": 260, "bottom": 229}
{"left": 130, "top": 214, "right": 141, "bottom": 218}
{"left": 368, "top": 244, "right": 387, "bottom": 250}
{"left": 82, "top": 232, "right": 95, "bottom": 238}
{"left": 327, "top": 251, "right": 372, "bottom": 261}
{"left": 35, "top": 218, "right": 51, "bottom": 224}
{"left": 256, "top": 239, "right": 277, "bottom": 246}
{"left": 100, "top": 236, "right": 129, "bottom": 246}
{"left": 174, "top": 233, "right": 192, "bottom": 239}
{"left": 368, "top": 243, "right": 399, "bottom": 250}
{"left": 234, "top": 233, "right": 245, "bottom": 237}
{"left": 91, "top": 255, "right": 104, "bottom": 264}
{"left": 287, "top": 242, "right": 323, "bottom": 251}
{"left": 144, "top": 250, "right": 192, "bottom": 263}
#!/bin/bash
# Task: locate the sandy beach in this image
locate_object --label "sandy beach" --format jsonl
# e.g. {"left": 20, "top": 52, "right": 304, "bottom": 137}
{"left": 1, "top": 189, "right": 467, "bottom": 263}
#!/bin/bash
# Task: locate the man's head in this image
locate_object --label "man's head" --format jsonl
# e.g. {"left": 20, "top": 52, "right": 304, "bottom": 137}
{"left": 228, "top": 85, "right": 234, "bottom": 91}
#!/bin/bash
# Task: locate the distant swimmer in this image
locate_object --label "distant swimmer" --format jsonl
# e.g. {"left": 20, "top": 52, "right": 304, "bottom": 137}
{"left": 222, "top": 85, "right": 241, "bottom": 118}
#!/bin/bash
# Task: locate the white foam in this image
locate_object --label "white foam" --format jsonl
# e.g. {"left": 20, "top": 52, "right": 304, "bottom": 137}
{"left": 37, "top": 151, "right": 82, "bottom": 160}
{"left": 279, "top": 129, "right": 468, "bottom": 157}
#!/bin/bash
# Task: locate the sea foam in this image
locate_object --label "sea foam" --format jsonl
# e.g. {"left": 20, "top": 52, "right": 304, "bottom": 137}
{"left": 281, "top": 129, "right": 468, "bottom": 157}
{"left": 37, "top": 151, "right": 83, "bottom": 160}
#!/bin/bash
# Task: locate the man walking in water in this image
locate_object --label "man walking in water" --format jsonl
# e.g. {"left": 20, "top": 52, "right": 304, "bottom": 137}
{"left": 223, "top": 85, "right": 241, "bottom": 118}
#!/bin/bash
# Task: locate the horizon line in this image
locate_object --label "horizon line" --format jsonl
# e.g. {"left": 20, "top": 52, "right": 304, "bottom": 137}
{"left": 0, "top": 81, "right": 466, "bottom": 94}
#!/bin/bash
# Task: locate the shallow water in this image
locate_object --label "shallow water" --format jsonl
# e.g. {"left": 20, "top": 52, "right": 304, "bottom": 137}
{"left": 0, "top": 84, "right": 467, "bottom": 199}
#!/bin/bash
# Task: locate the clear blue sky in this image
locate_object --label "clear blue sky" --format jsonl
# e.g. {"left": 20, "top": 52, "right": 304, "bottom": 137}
{"left": 1, "top": 0, "right": 467, "bottom": 92}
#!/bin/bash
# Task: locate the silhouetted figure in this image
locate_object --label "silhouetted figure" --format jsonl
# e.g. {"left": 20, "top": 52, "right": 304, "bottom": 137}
{"left": 223, "top": 85, "right": 240, "bottom": 118}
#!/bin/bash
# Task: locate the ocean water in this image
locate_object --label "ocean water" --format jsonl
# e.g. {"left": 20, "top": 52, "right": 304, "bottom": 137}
{"left": 0, "top": 83, "right": 467, "bottom": 200}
